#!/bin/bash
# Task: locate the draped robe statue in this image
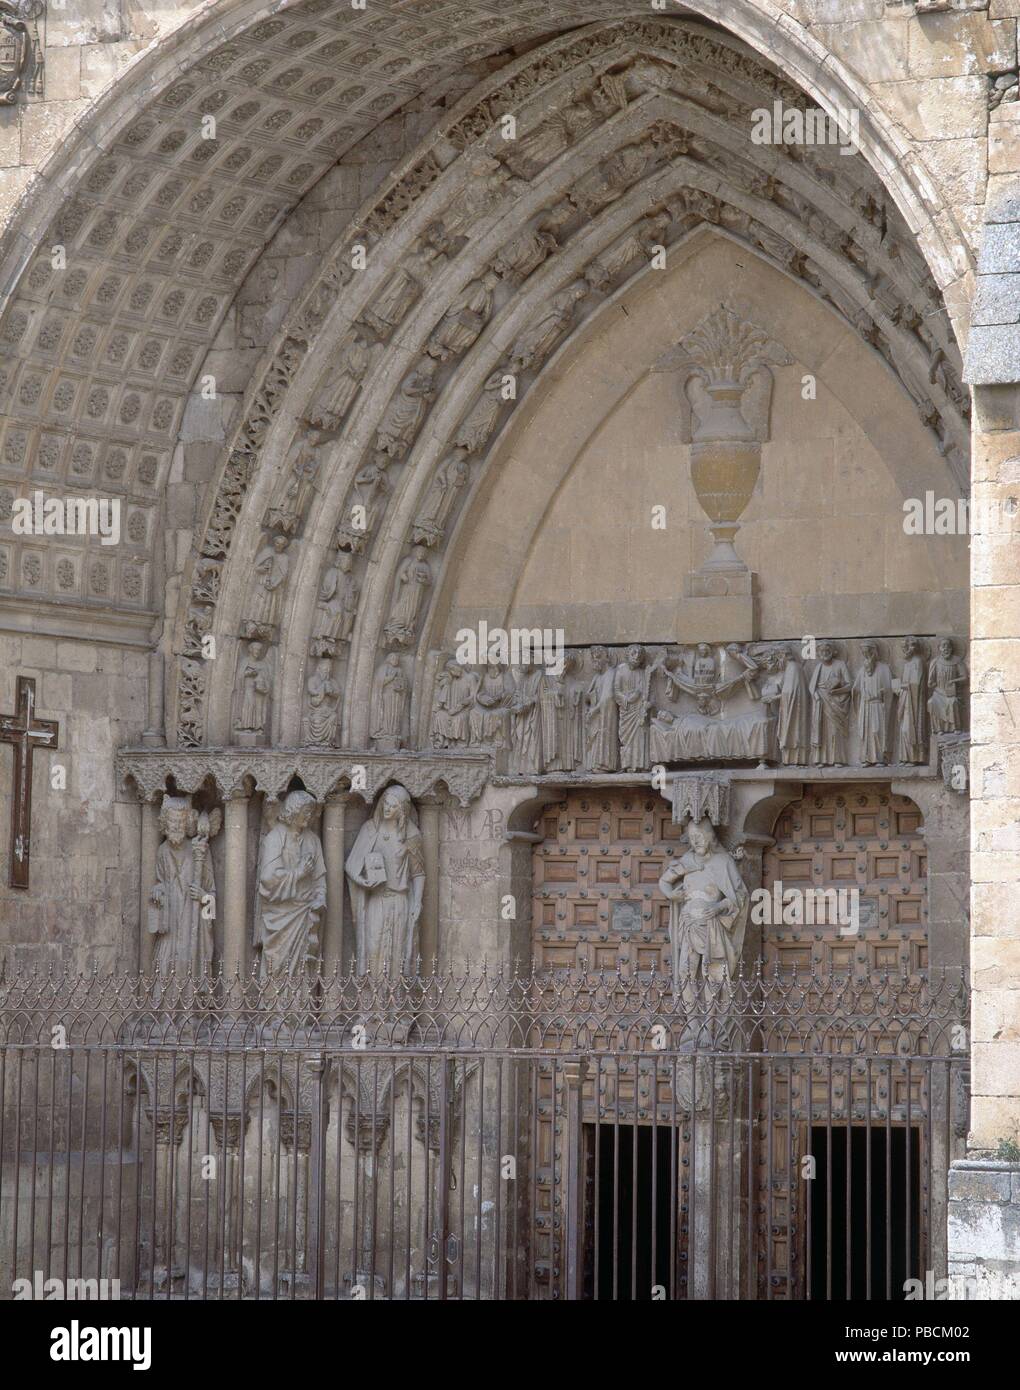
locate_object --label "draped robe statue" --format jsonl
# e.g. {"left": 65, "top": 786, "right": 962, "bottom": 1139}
{"left": 509, "top": 663, "right": 543, "bottom": 774}
{"left": 149, "top": 798, "right": 219, "bottom": 976}
{"left": 658, "top": 819, "right": 749, "bottom": 983}
{"left": 809, "top": 643, "right": 852, "bottom": 765}
{"left": 346, "top": 784, "right": 425, "bottom": 976}
{"left": 927, "top": 637, "right": 967, "bottom": 735}
{"left": 852, "top": 643, "right": 892, "bottom": 765}
{"left": 254, "top": 790, "right": 326, "bottom": 979}
{"left": 585, "top": 645, "right": 618, "bottom": 772}
{"left": 614, "top": 645, "right": 649, "bottom": 772}
{"left": 895, "top": 636, "right": 928, "bottom": 763}
{"left": 371, "top": 653, "right": 409, "bottom": 751}
{"left": 772, "top": 644, "right": 811, "bottom": 767}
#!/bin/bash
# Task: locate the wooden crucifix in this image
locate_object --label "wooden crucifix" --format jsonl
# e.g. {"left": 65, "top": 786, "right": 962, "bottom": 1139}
{"left": 1, "top": 676, "right": 58, "bottom": 889}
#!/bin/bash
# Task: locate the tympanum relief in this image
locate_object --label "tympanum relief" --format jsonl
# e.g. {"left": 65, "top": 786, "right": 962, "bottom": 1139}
{"left": 425, "top": 637, "right": 967, "bottom": 772}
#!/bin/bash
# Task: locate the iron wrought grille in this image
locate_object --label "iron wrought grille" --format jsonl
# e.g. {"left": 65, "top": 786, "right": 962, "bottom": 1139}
{"left": 0, "top": 967, "right": 968, "bottom": 1301}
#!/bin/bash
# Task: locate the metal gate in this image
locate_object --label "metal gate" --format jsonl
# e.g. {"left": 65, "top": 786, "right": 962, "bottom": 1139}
{"left": 0, "top": 968, "right": 967, "bottom": 1300}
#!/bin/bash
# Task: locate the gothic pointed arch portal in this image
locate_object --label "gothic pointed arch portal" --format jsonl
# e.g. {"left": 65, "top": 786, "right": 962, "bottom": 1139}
{"left": 165, "top": 17, "right": 969, "bottom": 757}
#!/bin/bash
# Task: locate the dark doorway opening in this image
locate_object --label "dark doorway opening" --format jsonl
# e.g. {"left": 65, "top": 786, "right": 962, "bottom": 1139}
{"left": 809, "top": 1126, "right": 920, "bottom": 1300}
{"left": 589, "top": 1124, "right": 674, "bottom": 1300}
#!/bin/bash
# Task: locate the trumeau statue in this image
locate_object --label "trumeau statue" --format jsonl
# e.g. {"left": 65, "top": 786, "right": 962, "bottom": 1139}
{"left": 345, "top": 784, "right": 425, "bottom": 977}
{"left": 149, "top": 798, "right": 221, "bottom": 976}
{"left": 658, "top": 818, "right": 749, "bottom": 983}
{"left": 254, "top": 790, "right": 327, "bottom": 979}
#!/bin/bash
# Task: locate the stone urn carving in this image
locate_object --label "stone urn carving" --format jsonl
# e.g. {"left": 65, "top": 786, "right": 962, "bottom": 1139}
{"left": 655, "top": 304, "right": 792, "bottom": 572}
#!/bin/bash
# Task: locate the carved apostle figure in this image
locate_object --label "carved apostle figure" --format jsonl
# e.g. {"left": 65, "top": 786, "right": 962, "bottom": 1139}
{"left": 383, "top": 546, "right": 432, "bottom": 647}
{"left": 509, "top": 662, "right": 544, "bottom": 774}
{"left": 426, "top": 273, "right": 498, "bottom": 361}
{"left": 412, "top": 451, "right": 471, "bottom": 547}
{"left": 492, "top": 223, "right": 558, "bottom": 284}
{"left": 431, "top": 658, "right": 478, "bottom": 748}
{"left": 895, "top": 635, "right": 929, "bottom": 763}
{"left": 348, "top": 455, "right": 391, "bottom": 538}
{"left": 235, "top": 640, "right": 272, "bottom": 740}
{"left": 375, "top": 359, "right": 438, "bottom": 459}
{"left": 245, "top": 534, "right": 290, "bottom": 635}
{"left": 927, "top": 636, "right": 967, "bottom": 735}
{"left": 540, "top": 654, "right": 582, "bottom": 773}
{"left": 585, "top": 644, "right": 619, "bottom": 772}
{"left": 853, "top": 641, "right": 893, "bottom": 765}
{"left": 658, "top": 819, "right": 749, "bottom": 982}
{"left": 306, "top": 331, "right": 373, "bottom": 431}
{"left": 346, "top": 784, "right": 425, "bottom": 977}
{"left": 471, "top": 664, "right": 510, "bottom": 747}
{"left": 311, "top": 551, "right": 359, "bottom": 654}
{"left": 254, "top": 790, "right": 327, "bottom": 979}
{"left": 303, "top": 657, "right": 341, "bottom": 747}
{"left": 760, "top": 645, "right": 809, "bottom": 765}
{"left": 371, "top": 652, "right": 409, "bottom": 751}
{"left": 615, "top": 644, "right": 650, "bottom": 772}
{"left": 360, "top": 222, "right": 449, "bottom": 339}
{"left": 454, "top": 370, "right": 507, "bottom": 455}
{"left": 149, "top": 797, "right": 220, "bottom": 976}
{"left": 808, "top": 641, "right": 852, "bottom": 766}
{"left": 509, "top": 279, "right": 588, "bottom": 371}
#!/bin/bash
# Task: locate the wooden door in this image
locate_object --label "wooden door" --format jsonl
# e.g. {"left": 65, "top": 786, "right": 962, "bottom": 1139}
{"left": 757, "top": 785, "right": 929, "bottom": 1299}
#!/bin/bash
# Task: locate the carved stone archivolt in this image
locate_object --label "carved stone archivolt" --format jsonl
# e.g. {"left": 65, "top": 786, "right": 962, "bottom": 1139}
{"left": 166, "top": 17, "right": 970, "bottom": 751}
{"left": 421, "top": 637, "right": 967, "bottom": 774}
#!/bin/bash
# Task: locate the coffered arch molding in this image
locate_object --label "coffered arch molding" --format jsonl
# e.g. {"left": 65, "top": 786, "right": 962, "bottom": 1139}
{"left": 0, "top": 4, "right": 973, "bottom": 655}
{"left": 188, "top": 25, "right": 969, "bottom": 750}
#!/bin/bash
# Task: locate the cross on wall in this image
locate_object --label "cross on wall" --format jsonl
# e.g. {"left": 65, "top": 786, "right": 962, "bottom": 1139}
{"left": 0, "top": 676, "right": 58, "bottom": 890}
